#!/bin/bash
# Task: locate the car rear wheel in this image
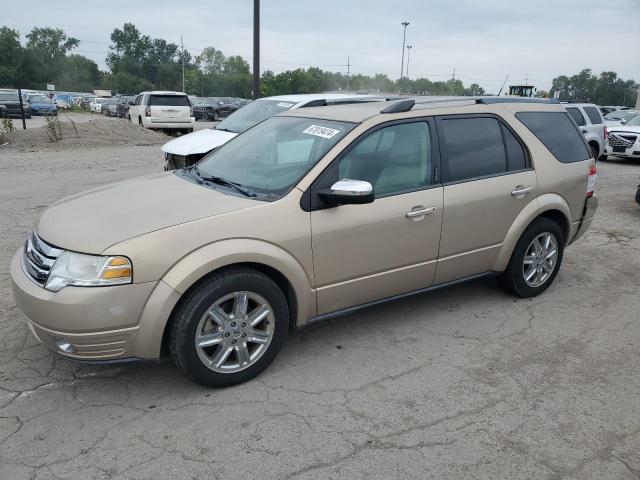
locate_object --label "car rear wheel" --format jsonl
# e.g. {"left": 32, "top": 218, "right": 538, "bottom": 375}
{"left": 169, "top": 268, "right": 289, "bottom": 387}
{"left": 498, "top": 217, "right": 564, "bottom": 298}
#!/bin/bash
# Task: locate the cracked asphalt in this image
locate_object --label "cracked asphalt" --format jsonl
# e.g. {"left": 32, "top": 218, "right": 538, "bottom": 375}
{"left": 1, "top": 142, "right": 639, "bottom": 479}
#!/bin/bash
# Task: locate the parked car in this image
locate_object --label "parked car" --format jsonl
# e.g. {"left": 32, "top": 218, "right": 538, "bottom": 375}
{"left": 101, "top": 98, "right": 118, "bottom": 116}
{"left": 10, "top": 96, "right": 598, "bottom": 387}
{"left": 603, "top": 110, "right": 638, "bottom": 127}
{"left": 563, "top": 103, "right": 606, "bottom": 158}
{"left": 117, "top": 96, "right": 136, "bottom": 118}
{"left": 27, "top": 94, "right": 57, "bottom": 116}
{"left": 80, "top": 96, "right": 96, "bottom": 109}
{"left": 601, "top": 114, "right": 640, "bottom": 161}
{"left": 162, "top": 93, "right": 391, "bottom": 170}
{"left": 192, "top": 97, "right": 230, "bottom": 121}
{"left": 128, "top": 91, "right": 195, "bottom": 134}
{"left": 0, "top": 90, "right": 31, "bottom": 119}
{"left": 89, "top": 97, "right": 110, "bottom": 113}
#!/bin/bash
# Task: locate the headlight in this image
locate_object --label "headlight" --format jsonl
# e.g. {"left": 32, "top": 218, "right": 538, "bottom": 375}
{"left": 45, "top": 251, "right": 132, "bottom": 292}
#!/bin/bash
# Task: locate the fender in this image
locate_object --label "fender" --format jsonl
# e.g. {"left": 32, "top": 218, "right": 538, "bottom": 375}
{"left": 162, "top": 238, "right": 315, "bottom": 325}
{"left": 492, "top": 193, "right": 571, "bottom": 272}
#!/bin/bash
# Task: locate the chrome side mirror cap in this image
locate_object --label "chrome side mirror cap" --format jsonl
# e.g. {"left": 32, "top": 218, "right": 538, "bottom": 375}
{"left": 319, "top": 179, "right": 374, "bottom": 206}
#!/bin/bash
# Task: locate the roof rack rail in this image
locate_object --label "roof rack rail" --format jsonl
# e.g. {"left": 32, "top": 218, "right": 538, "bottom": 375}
{"left": 475, "top": 97, "right": 559, "bottom": 104}
{"left": 380, "top": 99, "right": 415, "bottom": 113}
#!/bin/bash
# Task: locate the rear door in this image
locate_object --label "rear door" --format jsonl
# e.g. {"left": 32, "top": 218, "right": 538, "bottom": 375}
{"left": 149, "top": 94, "right": 191, "bottom": 122}
{"left": 434, "top": 114, "right": 537, "bottom": 284}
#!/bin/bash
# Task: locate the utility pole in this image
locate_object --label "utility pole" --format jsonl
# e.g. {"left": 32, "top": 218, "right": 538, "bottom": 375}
{"left": 253, "top": 0, "right": 260, "bottom": 99}
{"left": 180, "top": 35, "right": 185, "bottom": 93}
{"left": 400, "top": 21, "right": 409, "bottom": 80}
{"left": 405, "top": 45, "right": 412, "bottom": 79}
{"left": 498, "top": 74, "right": 509, "bottom": 96}
{"left": 346, "top": 56, "right": 351, "bottom": 90}
{"left": 524, "top": 73, "right": 529, "bottom": 86}
{"left": 17, "top": 88, "right": 26, "bottom": 130}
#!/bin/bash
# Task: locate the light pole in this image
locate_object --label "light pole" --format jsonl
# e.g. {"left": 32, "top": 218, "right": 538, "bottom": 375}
{"left": 400, "top": 21, "right": 409, "bottom": 80}
{"left": 253, "top": 0, "right": 260, "bottom": 99}
{"left": 405, "top": 45, "right": 412, "bottom": 79}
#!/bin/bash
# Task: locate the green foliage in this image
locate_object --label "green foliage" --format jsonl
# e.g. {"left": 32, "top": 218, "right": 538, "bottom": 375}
{"left": 44, "top": 115, "right": 63, "bottom": 142}
{"left": 0, "top": 27, "right": 24, "bottom": 88}
{"left": 0, "top": 117, "right": 16, "bottom": 144}
{"left": 551, "top": 69, "right": 638, "bottom": 106}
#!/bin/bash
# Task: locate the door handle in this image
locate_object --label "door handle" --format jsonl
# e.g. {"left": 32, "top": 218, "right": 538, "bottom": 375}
{"left": 406, "top": 206, "right": 436, "bottom": 218}
{"left": 511, "top": 186, "right": 533, "bottom": 196}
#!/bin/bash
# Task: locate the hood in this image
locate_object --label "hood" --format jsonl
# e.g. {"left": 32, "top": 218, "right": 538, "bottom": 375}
{"left": 161, "top": 128, "right": 237, "bottom": 156}
{"left": 36, "top": 172, "right": 262, "bottom": 254}
{"left": 608, "top": 125, "right": 640, "bottom": 135}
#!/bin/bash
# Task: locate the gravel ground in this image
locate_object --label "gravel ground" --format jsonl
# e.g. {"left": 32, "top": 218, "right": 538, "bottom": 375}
{"left": 0, "top": 138, "right": 639, "bottom": 479}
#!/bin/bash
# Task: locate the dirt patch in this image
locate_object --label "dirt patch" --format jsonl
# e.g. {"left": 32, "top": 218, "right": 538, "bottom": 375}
{"left": 1, "top": 116, "right": 167, "bottom": 153}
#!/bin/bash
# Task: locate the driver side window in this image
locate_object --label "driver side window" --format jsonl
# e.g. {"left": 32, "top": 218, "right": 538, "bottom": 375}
{"left": 338, "top": 122, "right": 432, "bottom": 197}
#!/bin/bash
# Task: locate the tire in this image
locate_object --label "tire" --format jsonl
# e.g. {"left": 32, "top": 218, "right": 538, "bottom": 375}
{"left": 169, "top": 268, "right": 289, "bottom": 387}
{"left": 498, "top": 217, "right": 564, "bottom": 298}
{"left": 138, "top": 117, "right": 143, "bottom": 127}
{"left": 213, "top": 111, "right": 219, "bottom": 122}
{"left": 590, "top": 144, "right": 599, "bottom": 160}
{"left": 599, "top": 155, "right": 607, "bottom": 161}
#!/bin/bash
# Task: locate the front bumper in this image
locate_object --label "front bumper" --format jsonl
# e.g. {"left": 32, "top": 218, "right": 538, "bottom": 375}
{"left": 10, "top": 249, "right": 174, "bottom": 361}
{"left": 573, "top": 195, "right": 598, "bottom": 242}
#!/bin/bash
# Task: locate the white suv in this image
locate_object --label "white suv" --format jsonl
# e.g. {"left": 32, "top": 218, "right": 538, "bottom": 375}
{"left": 563, "top": 103, "right": 606, "bottom": 159}
{"left": 128, "top": 91, "right": 195, "bottom": 134}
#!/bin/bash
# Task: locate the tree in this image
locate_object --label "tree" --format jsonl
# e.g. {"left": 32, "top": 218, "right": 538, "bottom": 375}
{"left": 197, "top": 47, "right": 226, "bottom": 76}
{"left": 24, "top": 27, "right": 79, "bottom": 88}
{"left": 0, "top": 27, "right": 23, "bottom": 88}
{"left": 550, "top": 69, "right": 638, "bottom": 106}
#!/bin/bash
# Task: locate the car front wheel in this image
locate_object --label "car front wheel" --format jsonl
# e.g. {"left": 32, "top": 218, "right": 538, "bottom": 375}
{"left": 169, "top": 268, "right": 289, "bottom": 387}
{"left": 498, "top": 217, "right": 564, "bottom": 298}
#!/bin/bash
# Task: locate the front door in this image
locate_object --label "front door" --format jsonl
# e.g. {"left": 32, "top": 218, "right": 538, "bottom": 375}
{"left": 309, "top": 120, "right": 444, "bottom": 314}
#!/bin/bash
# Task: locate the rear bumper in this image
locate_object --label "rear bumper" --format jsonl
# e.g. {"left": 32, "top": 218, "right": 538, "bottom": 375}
{"left": 573, "top": 195, "right": 598, "bottom": 242}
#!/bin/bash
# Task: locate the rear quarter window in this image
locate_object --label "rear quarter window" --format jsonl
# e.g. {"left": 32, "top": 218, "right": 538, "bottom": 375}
{"left": 149, "top": 95, "right": 190, "bottom": 107}
{"left": 583, "top": 106, "right": 603, "bottom": 125}
{"left": 516, "top": 111, "right": 591, "bottom": 163}
{"left": 566, "top": 107, "right": 586, "bottom": 126}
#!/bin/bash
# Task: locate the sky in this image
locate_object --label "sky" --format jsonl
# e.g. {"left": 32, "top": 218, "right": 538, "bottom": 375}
{"left": 2, "top": 0, "right": 639, "bottom": 93}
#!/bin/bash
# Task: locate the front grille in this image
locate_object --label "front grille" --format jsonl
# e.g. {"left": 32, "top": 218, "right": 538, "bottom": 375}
{"left": 608, "top": 133, "right": 636, "bottom": 148}
{"left": 22, "top": 232, "right": 62, "bottom": 286}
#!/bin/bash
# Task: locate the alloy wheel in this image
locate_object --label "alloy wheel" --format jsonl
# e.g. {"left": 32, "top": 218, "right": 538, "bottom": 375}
{"left": 194, "top": 291, "right": 274, "bottom": 373}
{"left": 522, "top": 232, "right": 558, "bottom": 288}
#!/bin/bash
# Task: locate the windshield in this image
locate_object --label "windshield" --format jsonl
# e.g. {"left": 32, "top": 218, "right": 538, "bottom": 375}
{"left": 30, "top": 95, "right": 50, "bottom": 103}
{"left": 625, "top": 115, "right": 640, "bottom": 127}
{"left": 194, "top": 116, "right": 355, "bottom": 197}
{"left": 95, "top": 98, "right": 108, "bottom": 104}
{"left": 605, "top": 110, "right": 636, "bottom": 121}
{"left": 215, "top": 99, "right": 296, "bottom": 133}
{"left": 0, "top": 93, "right": 19, "bottom": 102}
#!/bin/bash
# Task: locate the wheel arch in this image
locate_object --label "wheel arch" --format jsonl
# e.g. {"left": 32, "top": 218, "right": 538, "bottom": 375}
{"left": 493, "top": 194, "right": 572, "bottom": 272}
{"left": 137, "top": 240, "right": 314, "bottom": 359}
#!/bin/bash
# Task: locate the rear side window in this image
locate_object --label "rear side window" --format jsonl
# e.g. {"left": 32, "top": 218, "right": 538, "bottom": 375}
{"left": 149, "top": 95, "right": 190, "bottom": 107}
{"left": 441, "top": 117, "right": 506, "bottom": 182}
{"left": 516, "top": 112, "right": 590, "bottom": 163}
{"left": 566, "top": 107, "right": 586, "bottom": 126}
{"left": 583, "top": 106, "right": 603, "bottom": 124}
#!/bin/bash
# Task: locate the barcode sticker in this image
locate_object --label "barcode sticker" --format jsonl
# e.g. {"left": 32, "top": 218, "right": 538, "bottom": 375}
{"left": 302, "top": 125, "right": 340, "bottom": 139}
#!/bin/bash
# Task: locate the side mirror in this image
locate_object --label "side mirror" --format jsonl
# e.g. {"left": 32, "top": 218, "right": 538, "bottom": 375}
{"left": 620, "top": 119, "right": 627, "bottom": 125}
{"left": 128, "top": 101, "right": 135, "bottom": 106}
{"left": 319, "top": 179, "right": 374, "bottom": 206}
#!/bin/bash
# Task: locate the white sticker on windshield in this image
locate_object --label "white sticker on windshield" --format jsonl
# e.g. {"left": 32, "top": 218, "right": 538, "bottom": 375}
{"left": 277, "top": 102, "right": 294, "bottom": 108}
{"left": 302, "top": 125, "right": 341, "bottom": 139}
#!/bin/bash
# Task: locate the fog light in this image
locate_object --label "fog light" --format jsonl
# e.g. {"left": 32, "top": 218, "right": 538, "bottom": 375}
{"left": 55, "top": 338, "right": 76, "bottom": 354}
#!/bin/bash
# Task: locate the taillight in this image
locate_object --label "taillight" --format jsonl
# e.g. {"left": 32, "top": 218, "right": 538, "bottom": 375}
{"left": 587, "top": 165, "right": 596, "bottom": 198}
{"left": 145, "top": 106, "right": 151, "bottom": 117}
{"left": 604, "top": 125, "right": 608, "bottom": 139}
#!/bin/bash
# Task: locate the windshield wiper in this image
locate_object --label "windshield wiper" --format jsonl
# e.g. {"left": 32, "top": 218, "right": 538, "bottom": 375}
{"left": 192, "top": 167, "right": 256, "bottom": 197}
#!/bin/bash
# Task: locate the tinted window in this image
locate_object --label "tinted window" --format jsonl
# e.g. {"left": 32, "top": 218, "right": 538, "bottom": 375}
{"left": 516, "top": 112, "right": 590, "bottom": 163}
{"left": 441, "top": 117, "right": 506, "bottom": 182}
{"left": 566, "top": 107, "right": 586, "bottom": 126}
{"left": 149, "top": 95, "right": 190, "bottom": 107}
{"left": 583, "top": 106, "right": 603, "bottom": 124}
{"left": 503, "top": 126, "right": 527, "bottom": 171}
{"left": 339, "top": 122, "right": 432, "bottom": 197}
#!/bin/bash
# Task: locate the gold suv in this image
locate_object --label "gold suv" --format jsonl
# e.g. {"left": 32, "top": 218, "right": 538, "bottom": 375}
{"left": 11, "top": 97, "right": 598, "bottom": 387}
